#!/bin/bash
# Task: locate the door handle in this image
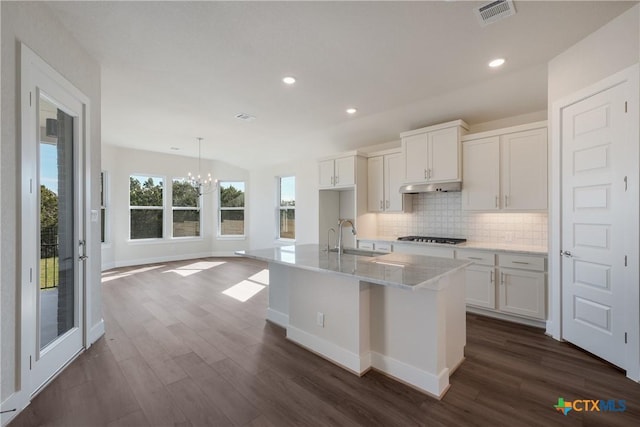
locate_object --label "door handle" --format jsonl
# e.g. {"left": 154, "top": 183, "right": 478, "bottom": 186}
{"left": 561, "top": 250, "right": 573, "bottom": 258}
{"left": 79, "top": 255, "right": 88, "bottom": 261}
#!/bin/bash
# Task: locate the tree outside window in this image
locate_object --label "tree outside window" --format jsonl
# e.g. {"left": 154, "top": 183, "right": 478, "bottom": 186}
{"left": 172, "top": 178, "right": 200, "bottom": 237}
{"left": 219, "top": 181, "right": 245, "bottom": 236}
{"left": 130, "top": 175, "right": 163, "bottom": 239}
{"left": 279, "top": 176, "right": 295, "bottom": 240}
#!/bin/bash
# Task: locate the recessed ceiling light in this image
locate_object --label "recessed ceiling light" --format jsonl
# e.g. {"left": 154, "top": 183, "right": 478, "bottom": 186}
{"left": 282, "top": 76, "right": 296, "bottom": 85}
{"left": 346, "top": 108, "right": 357, "bottom": 115}
{"left": 489, "top": 58, "right": 506, "bottom": 68}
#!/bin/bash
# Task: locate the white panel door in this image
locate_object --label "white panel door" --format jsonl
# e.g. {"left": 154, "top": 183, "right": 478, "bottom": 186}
{"left": 502, "top": 128, "right": 548, "bottom": 210}
{"left": 367, "top": 156, "right": 384, "bottom": 212}
{"left": 318, "top": 159, "right": 335, "bottom": 188}
{"left": 561, "top": 82, "right": 628, "bottom": 369}
{"left": 335, "top": 156, "right": 355, "bottom": 187}
{"left": 428, "top": 126, "right": 459, "bottom": 182}
{"left": 403, "top": 133, "right": 428, "bottom": 183}
{"left": 462, "top": 137, "right": 500, "bottom": 210}
{"left": 385, "top": 152, "right": 404, "bottom": 212}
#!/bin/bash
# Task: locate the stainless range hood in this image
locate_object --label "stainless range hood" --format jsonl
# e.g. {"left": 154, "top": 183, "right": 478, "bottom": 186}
{"left": 399, "top": 182, "right": 462, "bottom": 194}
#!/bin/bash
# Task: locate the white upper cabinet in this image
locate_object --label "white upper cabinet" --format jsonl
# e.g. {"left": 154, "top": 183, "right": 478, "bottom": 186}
{"left": 401, "top": 120, "right": 468, "bottom": 185}
{"left": 367, "top": 151, "right": 406, "bottom": 213}
{"left": 462, "top": 122, "right": 548, "bottom": 211}
{"left": 319, "top": 155, "right": 356, "bottom": 188}
{"left": 502, "top": 129, "right": 548, "bottom": 210}
{"left": 367, "top": 156, "right": 384, "bottom": 212}
{"left": 462, "top": 137, "right": 501, "bottom": 210}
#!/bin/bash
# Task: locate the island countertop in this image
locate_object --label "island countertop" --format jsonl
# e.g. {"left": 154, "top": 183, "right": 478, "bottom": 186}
{"left": 235, "top": 244, "right": 471, "bottom": 291}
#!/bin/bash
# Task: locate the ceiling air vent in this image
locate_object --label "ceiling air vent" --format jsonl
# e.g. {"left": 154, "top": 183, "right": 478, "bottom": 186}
{"left": 475, "top": 0, "right": 516, "bottom": 27}
{"left": 235, "top": 113, "right": 256, "bottom": 122}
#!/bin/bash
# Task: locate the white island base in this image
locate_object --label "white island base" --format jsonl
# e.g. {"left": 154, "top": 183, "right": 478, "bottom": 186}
{"left": 266, "top": 261, "right": 466, "bottom": 399}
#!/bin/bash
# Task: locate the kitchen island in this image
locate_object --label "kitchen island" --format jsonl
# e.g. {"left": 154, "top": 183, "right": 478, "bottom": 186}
{"left": 235, "top": 244, "right": 471, "bottom": 398}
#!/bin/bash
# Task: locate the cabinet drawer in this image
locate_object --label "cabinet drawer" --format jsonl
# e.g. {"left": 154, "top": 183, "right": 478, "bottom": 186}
{"left": 498, "top": 254, "right": 545, "bottom": 271}
{"left": 456, "top": 250, "right": 495, "bottom": 266}
{"left": 358, "top": 241, "right": 374, "bottom": 250}
{"left": 374, "top": 242, "right": 392, "bottom": 252}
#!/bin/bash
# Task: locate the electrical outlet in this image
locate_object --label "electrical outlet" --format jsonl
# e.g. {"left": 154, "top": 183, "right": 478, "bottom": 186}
{"left": 316, "top": 312, "right": 324, "bottom": 327}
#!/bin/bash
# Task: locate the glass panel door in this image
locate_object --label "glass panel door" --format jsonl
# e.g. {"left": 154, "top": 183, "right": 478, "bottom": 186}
{"left": 38, "top": 93, "right": 76, "bottom": 351}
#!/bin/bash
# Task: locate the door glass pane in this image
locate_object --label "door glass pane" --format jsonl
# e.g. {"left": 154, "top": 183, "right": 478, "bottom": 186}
{"left": 39, "top": 94, "right": 75, "bottom": 350}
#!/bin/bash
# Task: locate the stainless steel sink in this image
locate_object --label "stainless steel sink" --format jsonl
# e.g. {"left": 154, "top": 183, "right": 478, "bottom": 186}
{"left": 329, "top": 247, "right": 386, "bottom": 257}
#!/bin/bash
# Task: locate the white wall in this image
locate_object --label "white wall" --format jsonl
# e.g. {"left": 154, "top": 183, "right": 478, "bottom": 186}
{"left": 1, "top": 1, "right": 102, "bottom": 404}
{"left": 546, "top": 5, "right": 640, "bottom": 339}
{"left": 249, "top": 158, "right": 319, "bottom": 250}
{"left": 101, "top": 145, "right": 250, "bottom": 268}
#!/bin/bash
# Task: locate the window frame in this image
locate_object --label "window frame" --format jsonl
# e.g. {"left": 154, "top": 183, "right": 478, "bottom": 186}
{"left": 217, "top": 180, "right": 246, "bottom": 239}
{"left": 171, "top": 177, "right": 202, "bottom": 239}
{"left": 129, "top": 173, "right": 165, "bottom": 241}
{"left": 277, "top": 175, "right": 296, "bottom": 241}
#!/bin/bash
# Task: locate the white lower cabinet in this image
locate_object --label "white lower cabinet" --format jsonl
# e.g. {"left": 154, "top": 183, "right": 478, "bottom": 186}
{"left": 457, "top": 249, "right": 547, "bottom": 324}
{"left": 464, "top": 265, "right": 496, "bottom": 309}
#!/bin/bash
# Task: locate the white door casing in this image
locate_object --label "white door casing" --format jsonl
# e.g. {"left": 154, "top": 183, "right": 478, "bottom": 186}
{"left": 551, "top": 64, "right": 639, "bottom": 380}
{"left": 20, "top": 44, "right": 92, "bottom": 404}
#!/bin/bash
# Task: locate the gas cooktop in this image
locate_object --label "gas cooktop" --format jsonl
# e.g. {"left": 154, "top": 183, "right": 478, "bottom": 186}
{"left": 397, "top": 236, "right": 467, "bottom": 245}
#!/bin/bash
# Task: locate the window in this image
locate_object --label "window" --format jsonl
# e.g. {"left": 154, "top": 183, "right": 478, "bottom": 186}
{"left": 129, "top": 175, "right": 164, "bottom": 239}
{"left": 172, "top": 178, "right": 200, "bottom": 238}
{"left": 218, "top": 181, "right": 245, "bottom": 237}
{"left": 100, "top": 171, "right": 107, "bottom": 243}
{"left": 279, "top": 176, "right": 295, "bottom": 240}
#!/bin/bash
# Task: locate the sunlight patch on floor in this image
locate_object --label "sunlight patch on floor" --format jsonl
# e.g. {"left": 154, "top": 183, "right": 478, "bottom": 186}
{"left": 164, "top": 261, "right": 226, "bottom": 277}
{"left": 248, "top": 269, "right": 269, "bottom": 285}
{"left": 101, "top": 265, "right": 165, "bottom": 283}
{"left": 222, "top": 280, "right": 266, "bottom": 302}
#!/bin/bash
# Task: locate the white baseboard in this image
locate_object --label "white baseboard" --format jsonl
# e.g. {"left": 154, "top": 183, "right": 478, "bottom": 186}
{"left": 370, "top": 351, "right": 449, "bottom": 399}
{"left": 1, "top": 391, "right": 26, "bottom": 427}
{"left": 88, "top": 318, "right": 105, "bottom": 346}
{"left": 101, "top": 261, "right": 116, "bottom": 271}
{"left": 266, "top": 308, "right": 289, "bottom": 328}
{"left": 466, "top": 306, "right": 546, "bottom": 329}
{"left": 287, "top": 326, "right": 369, "bottom": 375}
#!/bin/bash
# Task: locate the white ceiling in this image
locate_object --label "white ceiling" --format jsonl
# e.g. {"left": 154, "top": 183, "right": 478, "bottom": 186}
{"left": 46, "top": 1, "right": 634, "bottom": 169}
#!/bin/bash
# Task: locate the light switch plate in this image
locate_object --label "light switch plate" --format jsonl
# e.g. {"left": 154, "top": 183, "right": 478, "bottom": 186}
{"left": 90, "top": 209, "right": 99, "bottom": 222}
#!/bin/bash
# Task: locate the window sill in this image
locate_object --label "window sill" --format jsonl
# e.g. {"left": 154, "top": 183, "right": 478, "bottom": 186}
{"left": 127, "top": 237, "right": 204, "bottom": 245}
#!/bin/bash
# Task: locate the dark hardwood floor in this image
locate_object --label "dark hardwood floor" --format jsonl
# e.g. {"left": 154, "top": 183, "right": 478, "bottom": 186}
{"left": 10, "top": 257, "right": 640, "bottom": 426}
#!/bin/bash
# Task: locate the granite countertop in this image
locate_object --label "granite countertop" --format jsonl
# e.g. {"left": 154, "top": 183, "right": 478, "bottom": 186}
{"left": 235, "top": 244, "right": 471, "bottom": 291}
{"left": 358, "top": 236, "right": 548, "bottom": 256}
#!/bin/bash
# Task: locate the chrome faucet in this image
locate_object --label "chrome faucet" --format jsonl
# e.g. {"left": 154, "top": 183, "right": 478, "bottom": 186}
{"left": 337, "top": 219, "right": 357, "bottom": 255}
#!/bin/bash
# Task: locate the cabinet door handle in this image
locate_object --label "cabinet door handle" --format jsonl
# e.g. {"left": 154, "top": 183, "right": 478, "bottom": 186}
{"left": 330, "top": 176, "right": 334, "bottom": 185}
{"left": 505, "top": 195, "right": 509, "bottom": 207}
{"left": 495, "top": 196, "right": 499, "bottom": 208}
{"left": 424, "top": 169, "right": 427, "bottom": 179}
{"left": 335, "top": 175, "right": 339, "bottom": 184}
{"left": 468, "top": 256, "right": 483, "bottom": 260}
{"left": 385, "top": 200, "right": 390, "bottom": 209}
{"left": 512, "top": 261, "right": 529, "bottom": 265}
{"left": 490, "top": 270, "right": 494, "bottom": 283}
{"left": 428, "top": 169, "right": 432, "bottom": 179}
{"left": 380, "top": 200, "right": 383, "bottom": 209}
{"left": 500, "top": 272, "right": 505, "bottom": 286}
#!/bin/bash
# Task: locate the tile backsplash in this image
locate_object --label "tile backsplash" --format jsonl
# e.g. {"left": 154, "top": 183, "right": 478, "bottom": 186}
{"left": 377, "top": 192, "right": 548, "bottom": 247}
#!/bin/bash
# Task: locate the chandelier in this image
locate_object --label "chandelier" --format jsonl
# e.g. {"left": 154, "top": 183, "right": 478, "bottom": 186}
{"left": 188, "top": 137, "right": 215, "bottom": 195}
